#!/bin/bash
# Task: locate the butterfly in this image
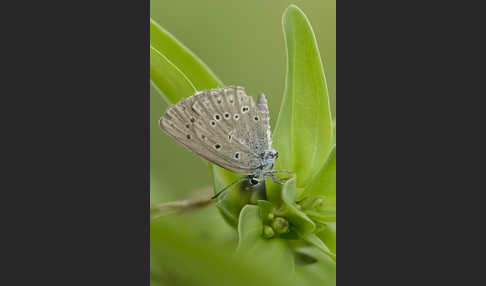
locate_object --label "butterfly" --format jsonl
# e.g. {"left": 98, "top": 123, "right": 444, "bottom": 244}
{"left": 159, "top": 86, "right": 290, "bottom": 198}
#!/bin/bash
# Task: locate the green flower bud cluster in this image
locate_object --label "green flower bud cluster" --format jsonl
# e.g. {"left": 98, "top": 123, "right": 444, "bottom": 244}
{"left": 262, "top": 213, "right": 290, "bottom": 239}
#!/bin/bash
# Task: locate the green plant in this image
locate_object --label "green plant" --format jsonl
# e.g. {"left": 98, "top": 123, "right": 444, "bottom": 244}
{"left": 151, "top": 5, "right": 335, "bottom": 286}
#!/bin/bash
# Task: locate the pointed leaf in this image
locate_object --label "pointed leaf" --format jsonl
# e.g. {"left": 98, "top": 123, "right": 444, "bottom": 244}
{"left": 295, "top": 246, "right": 336, "bottom": 286}
{"left": 301, "top": 145, "right": 336, "bottom": 204}
{"left": 332, "top": 120, "right": 336, "bottom": 146}
{"left": 150, "top": 18, "right": 223, "bottom": 90}
{"left": 273, "top": 5, "right": 334, "bottom": 190}
{"left": 317, "top": 222, "right": 336, "bottom": 255}
{"left": 304, "top": 209, "right": 336, "bottom": 223}
{"left": 150, "top": 45, "right": 196, "bottom": 104}
{"left": 301, "top": 232, "right": 336, "bottom": 261}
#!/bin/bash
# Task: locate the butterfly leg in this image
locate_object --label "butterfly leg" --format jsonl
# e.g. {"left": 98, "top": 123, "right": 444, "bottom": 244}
{"left": 211, "top": 177, "right": 249, "bottom": 199}
{"left": 270, "top": 173, "right": 285, "bottom": 185}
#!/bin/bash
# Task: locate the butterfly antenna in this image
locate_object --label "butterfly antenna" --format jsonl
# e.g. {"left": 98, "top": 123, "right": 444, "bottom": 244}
{"left": 211, "top": 177, "right": 248, "bottom": 200}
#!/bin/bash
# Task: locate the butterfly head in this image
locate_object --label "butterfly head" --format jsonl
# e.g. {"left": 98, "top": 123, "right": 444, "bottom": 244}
{"left": 267, "top": 150, "right": 278, "bottom": 160}
{"left": 260, "top": 149, "right": 278, "bottom": 170}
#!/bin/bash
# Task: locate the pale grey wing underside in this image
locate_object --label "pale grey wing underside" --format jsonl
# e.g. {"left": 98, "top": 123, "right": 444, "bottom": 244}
{"left": 159, "top": 86, "right": 272, "bottom": 175}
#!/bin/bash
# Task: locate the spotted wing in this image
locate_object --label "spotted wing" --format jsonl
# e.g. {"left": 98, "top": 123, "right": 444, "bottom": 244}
{"left": 159, "top": 86, "right": 272, "bottom": 175}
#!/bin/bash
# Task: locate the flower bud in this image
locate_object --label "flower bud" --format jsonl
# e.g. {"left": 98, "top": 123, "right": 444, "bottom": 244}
{"left": 263, "top": 225, "right": 275, "bottom": 239}
{"left": 267, "top": 212, "right": 275, "bottom": 220}
{"left": 272, "top": 217, "right": 289, "bottom": 234}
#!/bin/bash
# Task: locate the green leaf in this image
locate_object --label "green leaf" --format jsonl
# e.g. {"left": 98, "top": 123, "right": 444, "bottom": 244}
{"left": 214, "top": 182, "right": 254, "bottom": 227}
{"left": 304, "top": 209, "right": 336, "bottom": 223}
{"left": 268, "top": 178, "right": 316, "bottom": 235}
{"left": 237, "top": 205, "right": 295, "bottom": 276}
{"left": 150, "top": 45, "right": 196, "bottom": 104}
{"left": 151, "top": 216, "right": 297, "bottom": 286}
{"left": 332, "top": 120, "right": 336, "bottom": 146}
{"left": 317, "top": 222, "right": 336, "bottom": 255}
{"left": 237, "top": 205, "right": 266, "bottom": 250}
{"left": 150, "top": 18, "right": 223, "bottom": 90}
{"left": 301, "top": 232, "right": 336, "bottom": 261}
{"left": 257, "top": 200, "right": 274, "bottom": 224}
{"left": 273, "top": 5, "right": 334, "bottom": 191}
{"left": 295, "top": 247, "right": 336, "bottom": 286}
{"left": 301, "top": 145, "right": 336, "bottom": 205}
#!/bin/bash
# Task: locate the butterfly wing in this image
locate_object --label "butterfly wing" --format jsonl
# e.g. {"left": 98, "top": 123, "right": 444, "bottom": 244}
{"left": 159, "top": 86, "right": 272, "bottom": 175}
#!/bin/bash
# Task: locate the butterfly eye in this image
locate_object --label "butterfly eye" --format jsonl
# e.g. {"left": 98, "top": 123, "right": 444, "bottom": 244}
{"left": 210, "top": 121, "right": 216, "bottom": 126}
{"left": 214, "top": 114, "right": 221, "bottom": 121}
{"left": 241, "top": 106, "right": 249, "bottom": 113}
{"left": 214, "top": 144, "right": 221, "bottom": 150}
{"left": 234, "top": 114, "right": 240, "bottom": 120}
{"left": 254, "top": 116, "right": 259, "bottom": 121}
{"left": 224, "top": 112, "right": 231, "bottom": 119}
{"left": 234, "top": 152, "right": 240, "bottom": 160}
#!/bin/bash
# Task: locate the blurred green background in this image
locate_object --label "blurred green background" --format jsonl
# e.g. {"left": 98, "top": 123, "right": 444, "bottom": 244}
{"left": 151, "top": 0, "right": 336, "bottom": 204}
